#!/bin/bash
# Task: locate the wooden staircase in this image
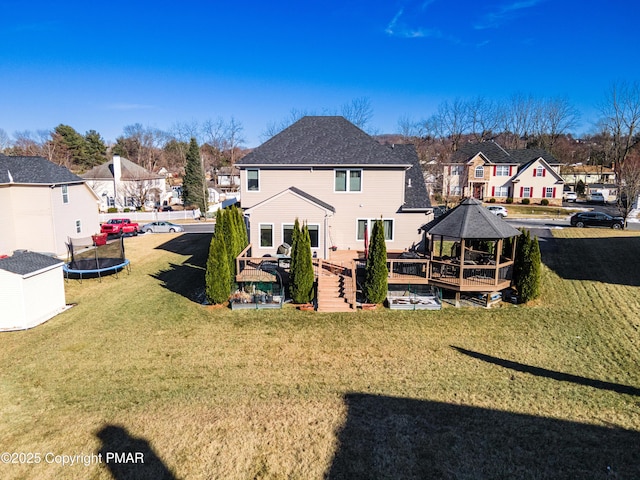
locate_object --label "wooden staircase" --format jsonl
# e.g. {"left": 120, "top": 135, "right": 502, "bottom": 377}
{"left": 316, "top": 269, "right": 353, "bottom": 312}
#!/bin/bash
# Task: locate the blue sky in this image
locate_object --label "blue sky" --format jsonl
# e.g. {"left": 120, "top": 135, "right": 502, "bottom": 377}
{"left": 1, "top": 0, "right": 638, "bottom": 147}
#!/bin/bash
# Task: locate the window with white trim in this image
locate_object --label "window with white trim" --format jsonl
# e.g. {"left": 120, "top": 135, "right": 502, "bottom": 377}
{"left": 534, "top": 166, "right": 545, "bottom": 177}
{"left": 494, "top": 186, "right": 509, "bottom": 197}
{"left": 451, "top": 165, "right": 464, "bottom": 176}
{"left": 283, "top": 223, "right": 319, "bottom": 248}
{"left": 357, "top": 218, "right": 394, "bottom": 242}
{"left": 75, "top": 220, "right": 82, "bottom": 234}
{"left": 247, "top": 169, "right": 260, "bottom": 191}
{"left": 259, "top": 223, "right": 273, "bottom": 248}
{"left": 62, "top": 185, "right": 69, "bottom": 204}
{"left": 544, "top": 187, "right": 554, "bottom": 198}
{"left": 335, "top": 169, "right": 362, "bottom": 192}
{"left": 450, "top": 185, "right": 462, "bottom": 196}
{"left": 495, "top": 165, "right": 510, "bottom": 176}
{"left": 522, "top": 187, "right": 532, "bottom": 198}
{"left": 474, "top": 166, "right": 484, "bottom": 178}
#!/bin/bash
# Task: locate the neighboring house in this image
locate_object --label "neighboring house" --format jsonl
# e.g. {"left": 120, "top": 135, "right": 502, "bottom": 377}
{"left": 213, "top": 166, "right": 241, "bottom": 192}
{"left": 235, "top": 116, "right": 431, "bottom": 259}
{"left": 0, "top": 155, "right": 100, "bottom": 256}
{"left": 0, "top": 251, "right": 66, "bottom": 331}
{"left": 561, "top": 164, "right": 615, "bottom": 189}
{"left": 81, "top": 155, "right": 169, "bottom": 211}
{"left": 443, "top": 142, "right": 564, "bottom": 206}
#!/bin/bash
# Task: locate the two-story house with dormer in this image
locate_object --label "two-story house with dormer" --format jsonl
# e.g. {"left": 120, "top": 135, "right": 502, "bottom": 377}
{"left": 235, "top": 116, "right": 431, "bottom": 259}
{"left": 442, "top": 142, "right": 564, "bottom": 206}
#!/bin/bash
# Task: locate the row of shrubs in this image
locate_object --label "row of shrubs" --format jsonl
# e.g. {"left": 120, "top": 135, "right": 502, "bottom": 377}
{"left": 487, "top": 198, "right": 551, "bottom": 206}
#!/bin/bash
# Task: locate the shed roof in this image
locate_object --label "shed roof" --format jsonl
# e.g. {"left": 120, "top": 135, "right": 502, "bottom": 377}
{"left": 0, "top": 251, "right": 64, "bottom": 277}
{"left": 426, "top": 198, "right": 521, "bottom": 239}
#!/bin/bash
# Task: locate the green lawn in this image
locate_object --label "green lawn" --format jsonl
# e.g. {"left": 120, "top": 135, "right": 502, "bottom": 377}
{"left": 1, "top": 230, "right": 639, "bottom": 479}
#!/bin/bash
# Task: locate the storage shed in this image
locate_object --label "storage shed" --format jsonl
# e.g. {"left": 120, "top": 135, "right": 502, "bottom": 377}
{"left": 0, "top": 251, "right": 66, "bottom": 331}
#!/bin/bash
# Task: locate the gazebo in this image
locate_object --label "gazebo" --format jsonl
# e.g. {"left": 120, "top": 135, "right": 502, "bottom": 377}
{"left": 424, "top": 198, "right": 521, "bottom": 304}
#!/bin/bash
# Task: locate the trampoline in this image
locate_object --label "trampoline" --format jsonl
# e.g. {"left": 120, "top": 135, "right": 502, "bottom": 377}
{"left": 63, "top": 236, "right": 130, "bottom": 282}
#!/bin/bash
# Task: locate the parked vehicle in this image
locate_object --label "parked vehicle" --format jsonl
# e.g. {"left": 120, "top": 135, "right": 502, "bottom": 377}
{"left": 570, "top": 212, "right": 624, "bottom": 229}
{"left": 141, "top": 221, "right": 184, "bottom": 233}
{"left": 588, "top": 192, "right": 606, "bottom": 204}
{"left": 563, "top": 191, "right": 578, "bottom": 202}
{"left": 100, "top": 218, "right": 139, "bottom": 236}
{"left": 432, "top": 205, "right": 450, "bottom": 218}
{"left": 486, "top": 205, "right": 508, "bottom": 218}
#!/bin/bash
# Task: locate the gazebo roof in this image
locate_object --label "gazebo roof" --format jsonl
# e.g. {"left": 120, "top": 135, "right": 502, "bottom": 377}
{"left": 426, "top": 198, "right": 521, "bottom": 239}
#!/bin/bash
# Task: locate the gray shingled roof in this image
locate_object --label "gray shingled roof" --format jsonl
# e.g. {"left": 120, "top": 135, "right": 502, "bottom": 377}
{"left": 0, "top": 251, "right": 64, "bottom": 276}
{"left": 237, "top": 116, "right": 411, "bottom": 166}
{"left": 426, "top": 198, "right": 520, "bottom": 239}
{"left": 393, "top": 144, "right": 432, "bottom": 210}
{"left": 450, "top": 141, "right": 559, "bottom": 165}
{"left": 81, "top": 156, "right": 163, "bottom": 181}
{"left": 0, "top": 155, "right": 84, "bottom": 185}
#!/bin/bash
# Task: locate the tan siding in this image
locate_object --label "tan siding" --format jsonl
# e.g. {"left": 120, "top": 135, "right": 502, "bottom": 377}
{"left": 243, "top": 167, "right": 426, "bottom": 257}
{"left": 3, "top": 184, "right": 99, "bottom": 256}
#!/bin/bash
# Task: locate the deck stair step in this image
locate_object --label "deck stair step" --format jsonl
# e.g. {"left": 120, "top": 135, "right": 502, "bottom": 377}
{"left": 317, "top": 269, "right": 352, "bottom": 312}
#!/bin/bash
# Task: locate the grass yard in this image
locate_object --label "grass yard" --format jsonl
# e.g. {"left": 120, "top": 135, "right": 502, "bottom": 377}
{"left": 1, "top": 229, "right": 639, "bottom": 479}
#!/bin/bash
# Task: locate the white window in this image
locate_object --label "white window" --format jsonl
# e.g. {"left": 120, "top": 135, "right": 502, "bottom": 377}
{"left": 450, "top": 186, "right": 462, "bottom": 196}
{"left": 283, "top": 223, "right": 320, "bottom": 248}
{"left": 451, "top": 165, "right": 464, "bottom": 176}
{"left": 496, "top": 165, "right": 510, "bottom": 176}
{"left": 259, "top": 224, "right": 273, "bottom": 248}
{"left": 75, "top": 220, "right": 82, "bottom": 234}
{"left": 522, "top": 187, "right": 532, "bottom": 198}
{"left": 474, "top": 166, "right": 484, "bottom": 178}
{"left": 357, "top": 219, "right": 394, "bottom": 242}
{"left": 495, "top": 186, "right": 509, "bottom": 197}
{"left": 545, "top": 187, "right": 554, "bottom": 198}
{"left": 247, "top": 169, "right": 259, "bottom": 192}
{"left": 534, "top": 166, "right": 545, "bottom": 177}
{"left": 335, "top": 169, "right": 362, "bottom": 192}
{"left": 62, "top": 185, "right": 69, "bottom": 204}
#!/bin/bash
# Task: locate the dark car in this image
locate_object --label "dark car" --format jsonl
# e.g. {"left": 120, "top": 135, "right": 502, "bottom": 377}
{"left": 570, "top": 212, "right": 624, "bottom": 229}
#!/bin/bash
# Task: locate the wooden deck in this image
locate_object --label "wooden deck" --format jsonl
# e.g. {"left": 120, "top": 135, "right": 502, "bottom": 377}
{"left": 236, "top": 246, "right": 514, "bottom": 293}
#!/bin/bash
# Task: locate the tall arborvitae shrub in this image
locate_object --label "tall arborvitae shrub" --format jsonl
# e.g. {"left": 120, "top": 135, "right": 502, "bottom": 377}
{"left": 232, "top": 205, "right": 248, "bottom": 252}
{"left": 288, "top": 218, "right": 301, "bottom": 298}
{"left": 205, "top": 210, "right": 231, "bottom": 304}
{"left": 290, "top": 222, "right": 315, "bottom": 304}
{"left": 513, "top": 229, "right": 541, "bottom": 303}
{"left": 363, "top": 219, "right": 388, "bottom": 304}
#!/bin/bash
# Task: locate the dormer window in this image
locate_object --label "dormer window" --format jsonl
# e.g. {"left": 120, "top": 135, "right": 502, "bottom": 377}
{"left": 474, "top": 166, "right": 484, "bottom": 178}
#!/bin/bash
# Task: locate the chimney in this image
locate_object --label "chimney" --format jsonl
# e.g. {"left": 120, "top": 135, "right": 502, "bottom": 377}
{"left": 112, "top": 155, "right": 122, "bottom": 182}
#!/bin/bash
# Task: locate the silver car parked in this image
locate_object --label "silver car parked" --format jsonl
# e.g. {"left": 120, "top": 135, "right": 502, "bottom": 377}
{"left": 141, "top": 221, "right": 184, "bottom": 233}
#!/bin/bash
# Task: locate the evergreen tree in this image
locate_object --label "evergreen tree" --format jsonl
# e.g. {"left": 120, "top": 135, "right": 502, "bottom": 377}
{"left": 290, "top": 222, "right": 314, "bottom": 304}
{"left": 84, "top": 130, "right": 107, "bottom": 169}
{"left": 54, "top": 124, "right": 88, "bottom": 168}
{"left": 513, "top": 229, "right": 541, "bottom": 303}
{"left": 288, "top": 218, "right": 301, "bottom": 297}
{"left": 205, "top": 210, "right": 231, "bottom": 304}
{"left": 363, "top": 219, "right": 388, "bottom": 304}
{"left": 182, "top": 137, "right": 206, "bottom": 212}
{"left": 232, "top": 205, "right": 248, "bottom": 252}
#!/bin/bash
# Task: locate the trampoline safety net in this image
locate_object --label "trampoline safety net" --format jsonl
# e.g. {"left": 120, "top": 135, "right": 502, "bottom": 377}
{"left": 66, "top": 236, "right": 127, "bottom": 271}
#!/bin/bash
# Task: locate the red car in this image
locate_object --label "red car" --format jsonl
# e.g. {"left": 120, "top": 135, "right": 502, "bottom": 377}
{"left": 100, "top": 218, "right": 139, "bottom": 236}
